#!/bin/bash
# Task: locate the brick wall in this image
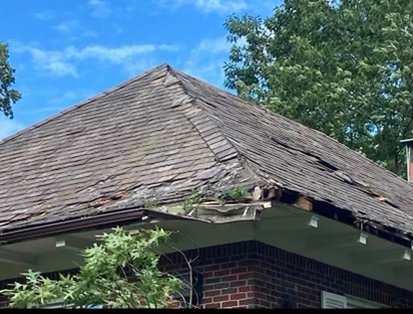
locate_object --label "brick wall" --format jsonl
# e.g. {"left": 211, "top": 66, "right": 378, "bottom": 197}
{"left": 159, "top": 241, "right": 413, "bottom": 309}
{"left": 1, "top": 241, "right": 412, "bottom": 308}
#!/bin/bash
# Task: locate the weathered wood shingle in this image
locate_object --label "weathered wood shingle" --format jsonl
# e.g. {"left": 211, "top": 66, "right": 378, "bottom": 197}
{"left": 173, "top": 68, "right": 413, "bottom": 240}
{"left": 0, "top": 64, "right": 412, "bottom": 244}
{"left": 0, "top": 65, "right": 258, "bottom": 232}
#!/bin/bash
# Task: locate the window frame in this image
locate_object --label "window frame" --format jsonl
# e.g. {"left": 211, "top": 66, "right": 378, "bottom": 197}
{"left": 321, "top": 290, "right": 387, "bottom": 309}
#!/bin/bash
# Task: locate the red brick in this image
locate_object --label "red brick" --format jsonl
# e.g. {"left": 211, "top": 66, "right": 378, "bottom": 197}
{"left": 238, "top": 272, "right": 253, "bottom": 280}
{"left": 230, "top": 280, "right": 246, "bottom": 287}
{"left": 222, "top": 288, "right": 237, "bottom": 295}
{"left": 239, "top": 286, "right": 253, "bottom": 293}
{"left": 3, "top": 241, "right": 413, "bottom": 310}
{"left": 205, "top": 303, "right": 220, "bottom": 309}
{"left": 204, "top": 290, "right": 221, "bottom": 298}
{"left": 221, "top": 263, "right": 236, "bottom": 269}
{"left": 212, "top": 283, "right": 230, "bottom": 289}
{"left": 230, "top": 293, "right": 247, "bottom": 301}
{"left": 205, "top": 277, "right": 221, "bottom": 284}
{"left": 239, "top": 298, "right": 255, "bottom": 306}
{"left": 222, "top": 275, "right": 237, "bottom": 282}
{"left": 213, "top": 295, "right": 229, "bottom": 302}
{"left": 231, "top": 267, "right": 247, "bottom": 274}
{"left": 214, "top": 269, "right": 230, "bottom": 276}
{"left": 202, "top": 297, "right": 213, "bottom": 304}
{"left": 247, "top": 292, "right": 256, "bottom": 298}
{"left": 255, "top": 292, "right": 266, "bottom": 300}
{"left": 205, "top": 265, "right": 220, "bottom": 272}
{"left": 222, "top": 301, "right": 238, "bottom": 308}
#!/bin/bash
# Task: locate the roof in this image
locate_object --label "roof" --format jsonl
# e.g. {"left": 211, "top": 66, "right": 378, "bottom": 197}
{"left": 0, "top": 64, "right": 412, "bottom": 246}
{"left": 400, "top": 138, "right": 413, "bottom": 145}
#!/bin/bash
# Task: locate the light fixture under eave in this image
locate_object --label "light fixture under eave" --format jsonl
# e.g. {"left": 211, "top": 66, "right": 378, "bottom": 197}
{"left": 55, "top": 239, "right": 66, "bottom": 248}
{"left": 128, "top": 219, "right": 163, "bottom": 235}
{"left": 402, "top": 250, "right": 411, "bottom": 261}
{"left": 358, "top": 232, "right": 368, "bottom": 245}
{"left": 309, "top": 215, "right": 319, "bottom": 228}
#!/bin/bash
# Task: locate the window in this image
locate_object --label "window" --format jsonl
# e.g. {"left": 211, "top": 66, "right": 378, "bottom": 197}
{"left": 321, "top": 291, "right": 387, "bottom": 309}
{"left": 346, "top": 295, "right": 386, "bottom": 309}
{"left": 172, "top": 271, "right": 203, "bottom": 307}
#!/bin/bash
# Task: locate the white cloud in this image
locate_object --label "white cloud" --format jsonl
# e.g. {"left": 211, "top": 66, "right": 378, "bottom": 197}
{"left": 0, "top": 117, "right": 24, "bottom": 139}
{"left": 67, "top": 44, "right": 157, "bottom": 63}
{"left": 88, "top": 0, "right": 111, "bottom": 18}
{"left": 12, "top": 43, "right": 180, "bottom": 78}
{"left": 159, "top": 0, "right": 248, "bottom": 14}
{"left": 51, "top": 19, "right": 98, "bottom": 40}
{"left": 34, "top": 10, "right": 56, "bottom": 21}
{"left": 55, "top": 20, "right": 81, "bottom": 33}
{"left": 158, "top": 44, "right": 181, "bottom": 52}
{"left": 29, "top": 48, "right": 79, "bottom": 77}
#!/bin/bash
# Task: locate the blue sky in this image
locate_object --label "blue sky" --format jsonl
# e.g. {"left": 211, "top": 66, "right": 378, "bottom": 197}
{"left": 0, "top": 0, "right": 280, "bottom": 139}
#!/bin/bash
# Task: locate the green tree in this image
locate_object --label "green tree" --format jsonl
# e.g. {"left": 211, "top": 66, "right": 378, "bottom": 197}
{"left": 224, "top": 0, "right": 413, "bottom": 175}
{"left": 0, "top": 227, "right": 183, "bottom": 309}
{"left": 0, "top": 43, "right": 21, "bottom": 118}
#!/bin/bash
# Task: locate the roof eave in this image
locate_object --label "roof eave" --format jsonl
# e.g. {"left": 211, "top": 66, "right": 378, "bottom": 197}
{"left": 0, "top": 207, "right": 199, "bottom": 245}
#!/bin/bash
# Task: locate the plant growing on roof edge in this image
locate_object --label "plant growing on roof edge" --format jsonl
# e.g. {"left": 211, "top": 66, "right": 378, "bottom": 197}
{"left": 144, "top": 199, "right": 159, "bottom": 209}
{"left": 182, "top": 192, "right": 204, "bottom": 213}
{"left": 0, "top": 227, "right": 183, "bottom": 309}
{"left": 216, "top": 187, "right": 248, "bottom": 204}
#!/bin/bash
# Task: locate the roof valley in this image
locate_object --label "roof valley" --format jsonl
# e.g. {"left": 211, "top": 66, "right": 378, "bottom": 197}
{"left": 164, "top": 68, "right": 239, "bottom": 163}
{"left": 163, "top": 67, "right": 265, "bottom": 190}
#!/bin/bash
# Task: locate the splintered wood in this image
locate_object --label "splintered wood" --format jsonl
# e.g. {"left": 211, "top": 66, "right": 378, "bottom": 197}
{"left": 294, "top": 195, "right": 313, "bottom": 212}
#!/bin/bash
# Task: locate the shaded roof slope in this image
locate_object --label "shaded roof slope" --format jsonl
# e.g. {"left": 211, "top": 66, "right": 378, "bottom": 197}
{"left": 0, "top": 64, "right": 412, "bottom": 244}
{"left": 174, "top": 69, "right": 413, "bottom": 241}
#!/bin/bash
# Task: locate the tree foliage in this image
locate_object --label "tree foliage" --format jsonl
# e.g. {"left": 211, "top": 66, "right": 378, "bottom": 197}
{"left": 0, "top": 227, "right": 182, "bottom": 309}
{"left": 0, "top": 43, "right": 21, "bottom": 118}
{"left": 224, "top": 0, "right": 413, "bottom": 175}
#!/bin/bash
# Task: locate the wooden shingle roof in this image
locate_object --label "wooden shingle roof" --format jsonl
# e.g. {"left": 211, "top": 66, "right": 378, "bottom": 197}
{"left": 0, "top": 64, "right": 412, "bottom": 245}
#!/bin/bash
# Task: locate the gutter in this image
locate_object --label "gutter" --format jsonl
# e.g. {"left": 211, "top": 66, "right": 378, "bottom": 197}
{"left": 0, "top": 201, "right": 266, "bottom": 245}
{"left": 0, "top": 208, "right": 155, "bottom": 245}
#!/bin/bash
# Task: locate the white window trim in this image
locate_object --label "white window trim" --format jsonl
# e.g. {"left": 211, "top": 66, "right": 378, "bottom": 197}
{"left": 321, "top": 291, "right": 347, "bottom": 309}
{"left": 345, "top": 294, "right": 388, "bottom": 309}
{"left": 321, "top": 291, "right": 387, "bottom": 309}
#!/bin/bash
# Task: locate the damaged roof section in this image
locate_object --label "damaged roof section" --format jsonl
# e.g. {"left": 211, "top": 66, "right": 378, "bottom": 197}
{"left": 0, "top": 64, "right": 413, "bottom": 247}
{"left": 173, "top": 68, "right": 413, "bottom": 245}
{"left": 0, "top": 64, "right": 262, "bottom": 237}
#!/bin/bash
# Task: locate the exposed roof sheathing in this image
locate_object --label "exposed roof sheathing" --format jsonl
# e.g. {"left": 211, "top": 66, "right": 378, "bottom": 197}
{"left": 0, "top": 64, "right": 412, "bottom": 245}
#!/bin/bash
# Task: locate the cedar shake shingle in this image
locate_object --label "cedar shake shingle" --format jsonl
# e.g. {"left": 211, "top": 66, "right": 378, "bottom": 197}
{"left": 0, "top": 64, "right": 412, "bottom": 243}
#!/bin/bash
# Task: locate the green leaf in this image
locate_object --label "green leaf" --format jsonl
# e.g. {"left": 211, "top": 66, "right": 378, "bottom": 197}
{"left": 224, "top": 0, "right": 413, "bottom": 177}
